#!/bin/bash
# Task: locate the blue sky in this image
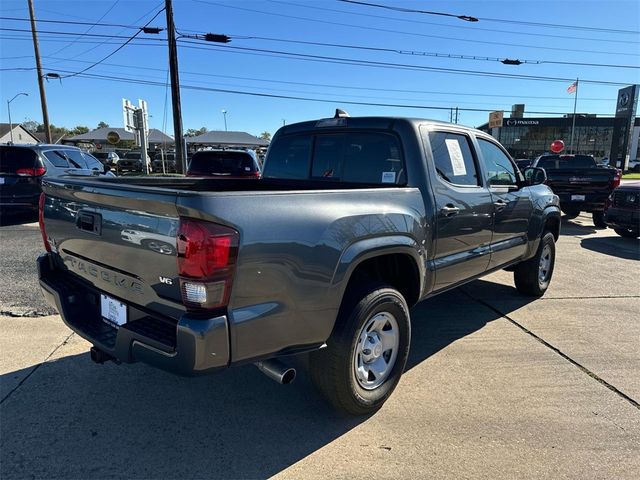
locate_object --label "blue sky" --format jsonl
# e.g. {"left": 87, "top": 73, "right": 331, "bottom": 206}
{"left": 1, "top": 0, "right": 639, "bottom": 138}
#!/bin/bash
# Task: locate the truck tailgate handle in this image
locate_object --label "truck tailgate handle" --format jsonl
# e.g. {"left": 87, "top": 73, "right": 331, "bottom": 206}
{"left": 440, "top": 205, "right": 460, "bottom": 217}
{"left": 76, "top": 211, "right": 102, "bottom": 235}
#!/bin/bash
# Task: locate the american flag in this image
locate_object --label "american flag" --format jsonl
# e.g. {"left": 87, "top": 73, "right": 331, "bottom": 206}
{"left": 567, "top": 81, "right": 578, "bottom": 94}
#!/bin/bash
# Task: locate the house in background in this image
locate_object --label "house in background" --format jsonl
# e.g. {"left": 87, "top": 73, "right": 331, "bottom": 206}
{"left": 0, "top": 123, "right": 39, "bottom": 145}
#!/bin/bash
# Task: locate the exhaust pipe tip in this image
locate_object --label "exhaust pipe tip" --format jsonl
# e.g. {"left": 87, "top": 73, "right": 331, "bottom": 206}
{"left": 255, "top": 359, "right": 296, "bottom": 385}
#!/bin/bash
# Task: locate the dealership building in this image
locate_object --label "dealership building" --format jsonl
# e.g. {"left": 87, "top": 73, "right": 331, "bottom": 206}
{"left": 478, "top": 115, "right": 640, "bottom": 160}
{"left": 478, "top": 85, "right": 640, "bottom": 163}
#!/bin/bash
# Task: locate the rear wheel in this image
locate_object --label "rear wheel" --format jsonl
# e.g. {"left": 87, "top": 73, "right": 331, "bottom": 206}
{"left": 309, "top": 283, "right": 410, "bottom": 415}
{"left": 514, "top": 232, "right": 556, "bottom": 297}
{"left": 562, "top": 208, "right": 579, "bottom": 219}
{"left": 614, "top": 227, "right": 639, "bottom": 238}
{"left": 592, "top": 211, "right": 607, "bottom": 229}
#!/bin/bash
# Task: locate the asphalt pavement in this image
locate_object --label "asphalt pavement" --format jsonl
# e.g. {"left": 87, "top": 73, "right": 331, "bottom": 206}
{"left": 0, "top": 213, "right": 638, "bottom": 479}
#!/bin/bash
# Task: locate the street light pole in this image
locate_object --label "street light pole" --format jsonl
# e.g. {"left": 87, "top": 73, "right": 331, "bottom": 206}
{"left": 221, "top": 109, "right": 228, "bottom": 131}
{"left": 7, "top": 93, "right": 29, "bottom": 144}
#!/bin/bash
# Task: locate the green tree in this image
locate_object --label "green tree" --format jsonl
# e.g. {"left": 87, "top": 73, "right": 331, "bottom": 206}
{"left": 71, "top": 125, "right": 89, "bottom": 135}
{"left": 22, "top": 119, "right": 41, "bottom": 132}
{"left": 259, "top": 131, "right": 271, "bottom": 142}
{"left": 97, "top": 121, "right": 109, "bottom": 128}
{"left": 185, "top": 127, "right": 208, "bottom": 137}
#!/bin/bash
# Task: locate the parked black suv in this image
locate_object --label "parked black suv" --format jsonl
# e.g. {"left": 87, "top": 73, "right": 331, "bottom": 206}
{"left": 0, "top": 144, "right": 112, "bottom": 218}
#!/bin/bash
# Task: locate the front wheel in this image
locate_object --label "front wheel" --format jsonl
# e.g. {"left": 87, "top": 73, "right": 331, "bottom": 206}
{"left": 592, "top": 211, "right": 607, "bottom": 229}
{"left": 309, "top": 284, "right": 410, "bottom": 415}
{"left": 562, "top": 208, "right": 579, "bottom": 219}
{"left": 514, "top": 232, "right": 556, "bottom": 297}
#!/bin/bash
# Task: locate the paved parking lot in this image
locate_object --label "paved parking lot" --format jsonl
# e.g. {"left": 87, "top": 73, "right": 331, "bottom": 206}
{"left": 1, "top": 214, "right": 638, "bottom": 479}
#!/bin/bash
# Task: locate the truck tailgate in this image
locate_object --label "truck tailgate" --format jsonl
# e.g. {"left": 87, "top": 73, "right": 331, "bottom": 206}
{"left": 41, "top": 178, "right": 185, "bottom": 319}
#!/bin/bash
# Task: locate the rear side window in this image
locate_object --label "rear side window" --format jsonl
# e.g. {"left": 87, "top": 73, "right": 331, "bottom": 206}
{"left": 0, "top": 146, "right": 37, "bottom": 174}
{"left": 429, "top": 132, "right": 479, "bottom": 186}
{"left": 188, "top": 151, "right": 259, "bottom": 176}
{"left": 43, "top": 150, "right": 70, "bottom": 168}
{"left": 264, "top": 132, "right": 405, "bottom": 184}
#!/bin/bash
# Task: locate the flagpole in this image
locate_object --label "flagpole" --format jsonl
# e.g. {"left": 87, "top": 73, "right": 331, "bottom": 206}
{"left": 569, "top": 78, "right": 579, "bottom": 153}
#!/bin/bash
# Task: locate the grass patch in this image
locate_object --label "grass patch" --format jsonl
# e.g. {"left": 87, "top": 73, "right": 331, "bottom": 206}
{"left": 622, "top": 173, "right": 640, "bottom": 180}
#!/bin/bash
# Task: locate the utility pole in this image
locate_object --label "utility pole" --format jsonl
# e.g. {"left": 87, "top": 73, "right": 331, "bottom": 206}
{"left": 454, "top": 107, "right": 459, "bottom": 124}
{"left": 165, "top": 0, "right": 185, "bottom": 173}
{"left": 27, "top": 0, "right": 51, "bottom": 143}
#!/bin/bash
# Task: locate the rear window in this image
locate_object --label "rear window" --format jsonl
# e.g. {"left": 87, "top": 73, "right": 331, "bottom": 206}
{"left": 263, "top": 132, "right": 405, "bottom": 184}
{"left": 537, "top": 155, "right": 596, "bottom": 169}
{"left": 188, "top": 151, "right": 259, "bottom": 176}
{"left": 0, "top": 146, "right": 37, "bottom": 174}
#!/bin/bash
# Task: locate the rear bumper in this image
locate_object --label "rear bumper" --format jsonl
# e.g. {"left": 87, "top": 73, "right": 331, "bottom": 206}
{"left": 558, "top": 195, "right": 607, "bottom": 212}
{"left": 38, "top": 254, "right": 230, "bottom": 375}
{"left": 604, "top": 207, "right": 640, "bottom": 231}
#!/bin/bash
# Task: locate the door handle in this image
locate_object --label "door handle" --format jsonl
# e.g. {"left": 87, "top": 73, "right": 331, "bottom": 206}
{"left": 493, "top": 199, "right": 509, "bottom": 211}
{"left": 440, "top": 205, "right": 460, "bottom": 217}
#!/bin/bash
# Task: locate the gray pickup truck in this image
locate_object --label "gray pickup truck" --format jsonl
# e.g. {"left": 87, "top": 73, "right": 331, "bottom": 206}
{"left": 38, "top": 114, "right": 560, "bottom": 414}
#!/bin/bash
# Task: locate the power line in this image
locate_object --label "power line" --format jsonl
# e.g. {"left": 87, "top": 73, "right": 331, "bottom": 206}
{"left": 45, "top": 68, "right": 616, "bottom": 116}
{"left": 177, "top": 40, "right": 633, "bottom": 86}
{"left": 34, "top": 55, "right": 618, "bottom": 102}
{"left": 0, "top": 34, "right": 166, "bottom": 47}
{"left": 0, "top": 13, "right": 139, "bottom": 30}
{"left": 25, "top": 0, "right": 121, "bottom": 58}
{"left": 0, "top": 27, "right": 166, "bottom": 41}
{"left": 269, "top": 1, "right": 639, "bottom": 45}
{"left": 56, "top": 7, "right": 166, "bottom": 79}
{"left": 338, "top": 0, "right": 640, "bottom": 34}
{"left": 181, "top": 31, "right": 639, "bottom": 69}
{"left": 192, "top": 0, "right": 638, "bottom": 57}
{"left": 336, "top": 0, "right": 479, "bottom": 22}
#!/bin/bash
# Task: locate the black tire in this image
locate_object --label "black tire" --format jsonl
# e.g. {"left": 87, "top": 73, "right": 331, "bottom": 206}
{"left": 514, "top": 232, "right": 556, "bottom": 297}
{"left": 614, "top": 227, "right": 639, "bottom": 238}
{"left": 562, "top": 208, "right": 580, "bottom": 219}
{"left": 592, "top": 211, "right": 607, "bottom": 229}
{"left": 309, "top": 283, "right": 411, "bottom": 415}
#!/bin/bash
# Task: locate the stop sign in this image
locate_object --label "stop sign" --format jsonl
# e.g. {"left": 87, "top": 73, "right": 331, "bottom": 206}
{"left": 550, "top": 140, "right": 565, "bottom": 153}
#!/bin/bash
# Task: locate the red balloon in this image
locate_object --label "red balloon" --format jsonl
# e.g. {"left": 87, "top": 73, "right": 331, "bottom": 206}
{"left": 550, "top": 140, "right": 565, "bottom": 153}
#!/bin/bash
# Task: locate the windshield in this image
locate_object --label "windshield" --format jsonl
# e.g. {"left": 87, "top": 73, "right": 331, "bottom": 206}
{"left": 537, "top": 155, "right": 596, "bottom": 169}
{"left": 188, "top": 151, "right": 259, "bottom": 176}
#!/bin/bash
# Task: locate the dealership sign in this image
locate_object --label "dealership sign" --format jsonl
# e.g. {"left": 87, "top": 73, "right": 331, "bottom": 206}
{"left": 505, "top": 119, "right": 540, "bottom": 126}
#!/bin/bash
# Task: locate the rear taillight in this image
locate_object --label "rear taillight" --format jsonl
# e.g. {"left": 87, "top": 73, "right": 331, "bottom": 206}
{"left": 177, "top": 217, "right": 239, "bottom": 312}
{"left": 38, "top": 193, "right": 51, "bottom": 252}
{"left": 610, "top": 169, "right": 622, "bottom": 190}
{"left": 16, "top": 167, "right": 46, "bottom": 177}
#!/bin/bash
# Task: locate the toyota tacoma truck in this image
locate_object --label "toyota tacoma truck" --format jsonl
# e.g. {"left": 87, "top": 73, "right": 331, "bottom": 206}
{"left": 531, "top": 153, "right": 621, "bottom": 228}
{"left": 38, "top": 114, "right": 560, "bottom": 415}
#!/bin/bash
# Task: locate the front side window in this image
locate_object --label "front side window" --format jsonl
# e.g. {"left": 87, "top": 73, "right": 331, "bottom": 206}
{"left": 477, "top": 139, "right": 518, "bottom": 186}
{"left": 429, "top": 131, "right": 479, "bottom": 186}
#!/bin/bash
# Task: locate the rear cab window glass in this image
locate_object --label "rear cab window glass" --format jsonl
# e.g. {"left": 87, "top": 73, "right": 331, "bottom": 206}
{"left": 429, "top": 131, "right": 479, "bottom": 186}
{"left": 537, "top": 155, "right": 596, "bottom": 169}
{"left": 264, "top": 131, "right": 405, "bottom": 185}
{"left": 188, "top": 151, "right": 259, "bottom": 176}
{"left": 477, "top": 138, "right": 518, "bottom": 186}
{"left": 43, "top": 150, "right": 70, "bottom": 168}
{"left": 0, "top": 146, "right": 37, "bottom": 174}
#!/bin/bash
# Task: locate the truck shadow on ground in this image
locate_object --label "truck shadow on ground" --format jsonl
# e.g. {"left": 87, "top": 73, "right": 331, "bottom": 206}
{"left": 0, "top": 279, "right": 535, "bottom": 479}
{"left": 560, "top": 216, "right": 597, "bottom": 236}
{"left": 580, "top": 236, "right": 640, "bottom": 261}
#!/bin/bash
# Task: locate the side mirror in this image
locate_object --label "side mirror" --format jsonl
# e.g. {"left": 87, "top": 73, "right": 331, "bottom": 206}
{"left": 523, "top": 167, "right": 546, "bottom": 186}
